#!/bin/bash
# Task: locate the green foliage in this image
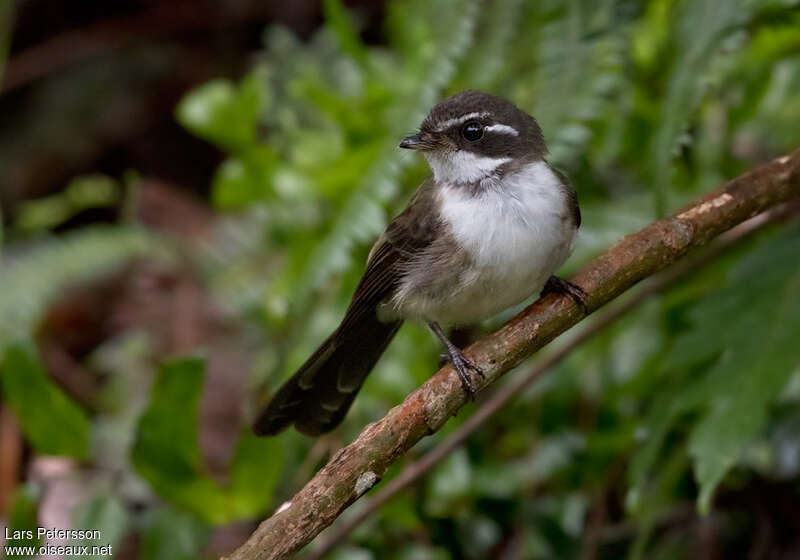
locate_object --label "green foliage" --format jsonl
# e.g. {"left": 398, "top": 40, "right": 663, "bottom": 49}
{"left": 631, "top": 226, "right": 800, "bottom": 513}
{"left": 182, "top": 0, "right": 481, "bottom": 324}
{"left": 176, "top": 71, "right": 273, "bottom": 209}
{"left": 171, "top": 0, "right": 800, "bottom": 555}
{"left": 70, "top": 494, "right": 129, "bottom": 558}
{"left": 176, "top": 74, "right": 265, "bottom": 152}
{"left": 14, "top": 174, "right": 121, "bottom": 233}
{"left": 3, "top": 485, "right": 41, "bottom": 557}
{"left": 132, "top": 358, "right": 284, "bottom": 524}
{"left": 140, "top": 507, "right": 209, "bottom": 560}
{"left": 4, "top": 0, "right": 800, "bottom": 557}
{"left": 0, "top": 226, "right": 163, "bottom": 348}
{"left": 323, "top": 0, "right": 370, "bottom": 67}
{"left": 0, "top": 342, "right": 90, "bottom": 458}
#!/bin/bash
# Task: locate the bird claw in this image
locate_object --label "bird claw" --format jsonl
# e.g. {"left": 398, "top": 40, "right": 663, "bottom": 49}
{"left": 445, "top": 348, "right": 484, "bottom": 400}
{"left": 542, "top": 275, "right": 588, "bottom": 312}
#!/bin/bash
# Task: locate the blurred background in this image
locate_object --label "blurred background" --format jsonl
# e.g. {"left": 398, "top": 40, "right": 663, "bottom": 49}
{"left": 1, "top": 0, "right": 800, "bottom": 558}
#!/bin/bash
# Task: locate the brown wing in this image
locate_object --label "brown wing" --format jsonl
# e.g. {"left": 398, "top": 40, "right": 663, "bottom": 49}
{"left": 253, "top": 179, "right": 443, "bottom": 436}
{"left": 339, "top": 179, "right": 442, "bottom": 331}
{"left": 549, "top": 164, "right": 581, "bottom": 228}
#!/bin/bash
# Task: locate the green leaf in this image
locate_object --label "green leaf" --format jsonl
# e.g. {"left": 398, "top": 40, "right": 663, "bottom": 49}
{"left": 176, "top": 71, "right": 265, "bottom": 152}
{"left": 132, "top": 358, "right": 284, "bottom": 523}
{"left": 687, "top": 229, "right": 800, "bottom": 513}
{"left": 4, "top": 485, "right": 41, "bottom": 558}
{"left": 211, "top": 158, "right": 261, "bottom": 210}
{"left": 324, "top": 0, "right": 369, "bottom": 67}
{"left": 646, "top": 0, "right": 775, "bottom": 215}
{"left": 0, "top": 343, "right": 90, "bottom": 459}
{"left": 70, "top": 493, "right": 129, "bottom": 559}
{"left": 0, "top": 226, "right": 161, "bottom": 349}
{"left": 132, "top": 358, "right": 220, "bottom": 514}
{"left": 140, "top": 507, "right": 209, "bottom": 560}
{"left": 132, "top": 357, "right": 204, "bottom": 477}
{"left": 15, "top": 175, "right": 120, "bottom": 233}
{"left": 14, "top": 196, "right": 71, "bottom": 233}
{"left": 425, "top": 448, "right": 472, "bottom": 517}
{"left": 211, "top": 146, "right": 279, "bottom": 210}
{"left": 630, "top": 227, "right": 800, "bottom": 514}
{"left": 228, "top": 431, "right": 285, "bottom": 515}
{"left": 457, "top": 0, "right": 524, "bottom": 90}
{"left": 513, "top": 0, "right": 626, "bottom": 166}
{"left": 65, "top": 174, "right": 120, "bottom": 209}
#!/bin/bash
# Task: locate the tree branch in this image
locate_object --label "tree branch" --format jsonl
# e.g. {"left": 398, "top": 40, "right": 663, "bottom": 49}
{"left": 225, "top": 149, "right": 800, "bottom": 560}
{"left": 307, "top": 199, "right": 798, "bottom": 559}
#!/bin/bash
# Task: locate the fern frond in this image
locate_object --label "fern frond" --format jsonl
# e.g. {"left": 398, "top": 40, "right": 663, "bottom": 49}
{"left": 458, "top": 0, "right": 525, "bottom": 91}
{"left": 0, "top": 227, "right": 164, "bottom": 347}
{"left": 521, "top": 0, "right": 628, "bottom": 166}
{"left": 649, "top": 0, "right": 787, "bottom": 215}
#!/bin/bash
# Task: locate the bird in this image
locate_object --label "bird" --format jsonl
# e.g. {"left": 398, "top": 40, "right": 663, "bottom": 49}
{"left": 254, "top": 90, "right": 584, "bottom": 437}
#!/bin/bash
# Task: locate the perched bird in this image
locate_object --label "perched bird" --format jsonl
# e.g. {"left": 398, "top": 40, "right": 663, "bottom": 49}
{"left": 254, "top": 90, "right": 584, "bottom": 437}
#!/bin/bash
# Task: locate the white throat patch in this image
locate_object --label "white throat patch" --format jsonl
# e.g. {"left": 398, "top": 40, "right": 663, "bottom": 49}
{"left": 424, "top": 151, "right": 511, "bottom": 184}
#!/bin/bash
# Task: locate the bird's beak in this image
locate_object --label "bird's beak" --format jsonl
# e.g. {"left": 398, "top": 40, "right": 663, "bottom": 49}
{"left": 399, "top": 131, "right": 450, "bottom": 151}
{"left": 399, "top": 133, "right": 425, "bottom": 150}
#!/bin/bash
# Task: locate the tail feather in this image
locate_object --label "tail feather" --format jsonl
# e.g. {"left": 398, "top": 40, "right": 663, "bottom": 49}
{"left": 253, "top": 314, "right": 402, "bottom": 436}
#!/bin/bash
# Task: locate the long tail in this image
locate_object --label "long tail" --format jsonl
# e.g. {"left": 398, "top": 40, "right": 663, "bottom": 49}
{"left": 253, "top": 313, "right": 402, "bottom": 436}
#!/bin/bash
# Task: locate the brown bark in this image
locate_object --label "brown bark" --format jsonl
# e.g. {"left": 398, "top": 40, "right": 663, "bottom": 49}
{"left": 225, "top": 149, "right": 800, "bottom": 560}
{"left": 0, "top": 407, "right": 23, "bottom": 515}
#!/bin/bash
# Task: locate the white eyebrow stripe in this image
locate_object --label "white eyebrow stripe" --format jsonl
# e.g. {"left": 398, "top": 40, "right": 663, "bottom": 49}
{"left": 433, "top": 112, "right": 490, "bottom": 131}
{"left": 485, "top": 124, "right": 519, "bottom": 136}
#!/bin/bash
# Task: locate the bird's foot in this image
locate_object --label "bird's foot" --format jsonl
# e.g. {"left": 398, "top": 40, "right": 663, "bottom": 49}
{"left": 444, "top": 348, "right": 484, "bottom": 400}
{"left": 542, "top": 275, "right": 588, "bottom": 312}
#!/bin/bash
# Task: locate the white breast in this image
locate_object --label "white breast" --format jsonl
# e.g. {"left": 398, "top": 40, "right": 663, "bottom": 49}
{"left": 432, "top": 160, "right": 576, "bottom": 324}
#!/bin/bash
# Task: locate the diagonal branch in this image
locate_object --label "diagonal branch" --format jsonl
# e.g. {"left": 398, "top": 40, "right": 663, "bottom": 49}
{"left": 225, "top": 149, "right": 800, "bottom": 560}
{"left": 308, "top": 198, "right": 800, "bottom": 559}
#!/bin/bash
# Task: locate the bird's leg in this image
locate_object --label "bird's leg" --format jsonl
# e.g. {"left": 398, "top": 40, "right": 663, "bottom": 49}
{"left": 541, "top": 275, "right": 588, "bottom": 312}
{"left": 427, "top": 320, "right": 484, "bottom": 400}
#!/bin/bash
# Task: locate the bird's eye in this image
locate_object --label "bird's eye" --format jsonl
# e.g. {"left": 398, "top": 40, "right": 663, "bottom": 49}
{"left": 461, "top": 121, "right": 483, "bottom": 141}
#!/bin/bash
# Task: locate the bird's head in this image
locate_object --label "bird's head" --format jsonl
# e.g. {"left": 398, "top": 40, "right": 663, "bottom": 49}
{"left": 400, "top": 90, "right": 547, "bottom": 184}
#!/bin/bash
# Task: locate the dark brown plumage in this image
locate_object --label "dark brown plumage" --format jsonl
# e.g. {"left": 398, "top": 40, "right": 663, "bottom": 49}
{"left": 253, "top": 183, "right": 441, "bottom": 436}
